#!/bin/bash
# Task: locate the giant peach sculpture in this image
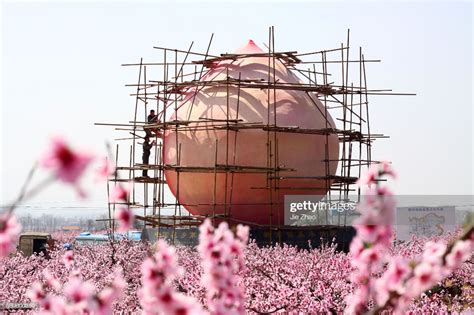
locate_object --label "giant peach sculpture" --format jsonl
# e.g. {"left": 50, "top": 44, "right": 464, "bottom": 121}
{"left": 163, "top": 40, "right": 339, "bottom": 225}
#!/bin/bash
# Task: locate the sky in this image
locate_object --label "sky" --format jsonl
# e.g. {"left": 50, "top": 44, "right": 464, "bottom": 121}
{"left": 1, "top": 1, "right": 473, "bottom": 216}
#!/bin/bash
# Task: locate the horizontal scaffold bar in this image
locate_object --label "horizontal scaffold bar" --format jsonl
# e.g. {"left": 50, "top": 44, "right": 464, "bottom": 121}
{"left": 109, "top": 177, "right": 166, "bottom": 184}
{"left": 135, "top": 78, "right": 414, "bottom": 96}
{"left": 116, "top": 164, "right": 296, "bottom": 173}
{"left": 269, "top": 175, "right": 359, "bottom": 184}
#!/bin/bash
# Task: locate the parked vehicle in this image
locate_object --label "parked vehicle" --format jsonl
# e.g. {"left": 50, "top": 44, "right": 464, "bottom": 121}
{"left": 74, "top": 231, "right": 142, "bottom": 245}
{"left": 18, "top": 232, "right": 55, "bottom": 256}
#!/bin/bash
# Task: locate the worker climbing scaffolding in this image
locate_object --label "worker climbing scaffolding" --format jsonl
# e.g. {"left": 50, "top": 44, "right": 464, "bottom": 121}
{"left": 144, "top": 109, "right": 162, "bottom": 138}
{"left": 142, "top": 136, "right": 155, "bottom": 177}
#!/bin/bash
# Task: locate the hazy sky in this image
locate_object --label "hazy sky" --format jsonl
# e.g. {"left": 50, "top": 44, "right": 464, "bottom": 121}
{"left": 1, "top": 1, "right": 473, "bottom": 212}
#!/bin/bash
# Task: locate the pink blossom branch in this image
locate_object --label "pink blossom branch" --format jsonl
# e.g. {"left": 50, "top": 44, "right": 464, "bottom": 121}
{"left": 370, "top": 224, "right": 474, "bottom": 315}
{"left": 347, "top": 162, "right": 474, "bottom": 315}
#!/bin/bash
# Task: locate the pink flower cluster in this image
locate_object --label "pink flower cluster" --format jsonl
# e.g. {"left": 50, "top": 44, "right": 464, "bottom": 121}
{"left": 377, "top": 236, "right": 474, "bottom": 313}
{"left": 241, "top": 242, "right": 353, "bottom": 313}
{"left": 28, "top": 267, "right": 125, "bottom": 314}
{"left": 0, "top": 212, "right": 21, "bottom": 258}
{"left": 345, "top": 162, "right": 397, "bottom": 314}
{"left": 40, "top": 137, "right": 94, "bottom": 198}
{"left": 138, "top": 220, "right": 249, "bottom": 315}
{"left": 346, "top": 162, "right": 474, "bottom": 314}
{"left": 62, "top": 250, "right": 74, "bottom": 269}
{"left": 198, "top": 220, "right": 249, "bottom": 315}
{"left": 95, "top": 158, "right": 115, "bottom": 182}
{"left": 109, "top": 184, "right": 134, "bottom": 233}
{"left": 139, "top": 240, "right": 205, "bottom": 315}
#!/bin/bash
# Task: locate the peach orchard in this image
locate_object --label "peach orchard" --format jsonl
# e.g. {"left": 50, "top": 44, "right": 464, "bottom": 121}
{"left": 0, "top": 137, "right": 472, "bottom": 314}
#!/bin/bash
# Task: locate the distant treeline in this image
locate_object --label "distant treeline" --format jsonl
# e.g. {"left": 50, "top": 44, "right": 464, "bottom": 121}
{"left": 17, "top": 213, "right": 111, "bottom": 233}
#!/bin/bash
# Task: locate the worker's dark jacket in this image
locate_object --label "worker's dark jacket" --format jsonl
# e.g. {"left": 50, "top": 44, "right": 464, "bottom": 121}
{"left": 148, "top": 115, "right": 158, "bottom": 123}
{"left": 142, "top": 142, "right": 153, "bottom": 160}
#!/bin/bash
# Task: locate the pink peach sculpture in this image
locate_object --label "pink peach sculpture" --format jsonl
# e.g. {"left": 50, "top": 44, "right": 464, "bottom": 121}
{"left": 164, "top": 40, "right": 339, "bottom": 225}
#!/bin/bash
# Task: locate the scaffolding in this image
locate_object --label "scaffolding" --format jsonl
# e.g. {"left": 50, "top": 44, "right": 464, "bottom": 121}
{"left": 95, "top": 27, "right": 414, "bottom": 244}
